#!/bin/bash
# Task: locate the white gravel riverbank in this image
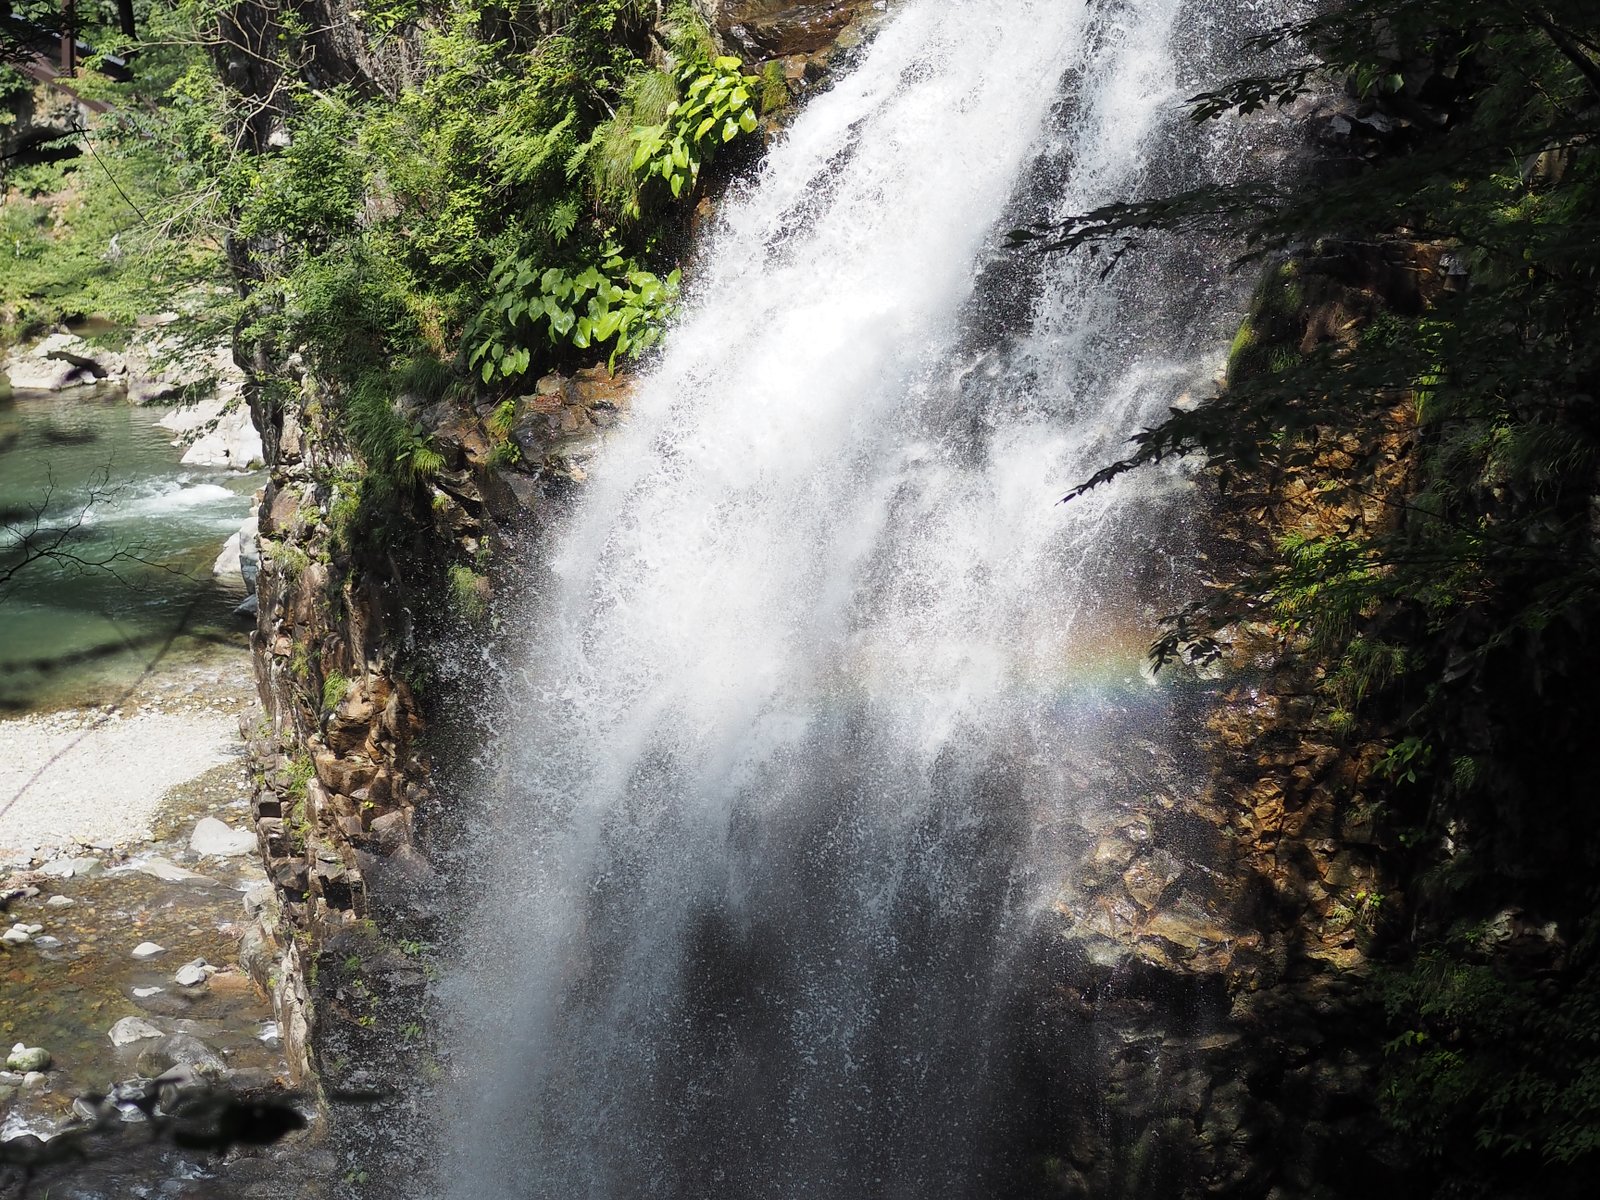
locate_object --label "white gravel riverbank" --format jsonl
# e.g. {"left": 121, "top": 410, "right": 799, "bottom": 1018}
{"left": 0, "top": 658, "right": 256, "bottom": 866}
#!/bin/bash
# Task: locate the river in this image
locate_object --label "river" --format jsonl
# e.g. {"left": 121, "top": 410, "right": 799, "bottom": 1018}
{"left": 0, "top": 381, "right": 258, "bottom": 713}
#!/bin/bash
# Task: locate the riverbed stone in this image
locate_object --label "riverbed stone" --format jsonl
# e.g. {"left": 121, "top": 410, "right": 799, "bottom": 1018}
{"left": 136, "top": 856, "right": 212, "bottom": 883}
{"left": 189, "top": 817, "right": 256, "bottom": 856}
{"left": 7, "top": 1045, "right": 51, "bottom": 1072}
{"left": 139, "top": 1032, "right": 226, "bottom": 1078}
{"left": 40, "top": 855, "right": 101, "bottom": 879}
{"left": 44, "top": 894, "right": 75, "bottom": 908}
{"left": 175, "top": 960, "right": 210, "bottom": 987}
{"left": 109, "top": 1017, "right": 165, "bottom": 1046}
{"left": 131, "top": 941, "right": 166, "bottom": 959}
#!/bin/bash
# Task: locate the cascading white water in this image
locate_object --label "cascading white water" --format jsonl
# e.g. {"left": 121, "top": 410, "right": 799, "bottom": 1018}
{"left": 441, "top": 1, "right": 1290, "bottom": 1195}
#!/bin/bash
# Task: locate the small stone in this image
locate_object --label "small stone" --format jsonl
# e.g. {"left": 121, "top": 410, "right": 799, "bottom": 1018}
{"left": 44, "top": 895, "right": 75, "bottom": 908}
{"left": 19, "top": 924, "right": 41, "bottom": 935}
{"left": 7, "top": 1046, "right": 51, "bottom": 1072}
{"left": 189, "top": 817, "right": 255, "bottom": 857}
{"left": 132, "top": 986, "right": 165, "bottom": 999}
{"left": 109, "top": 1017, "right": 165, "bottom": 1046}
{"left": 22, "top": 1072, "right": 46, "bottom": 1089}
{"left": 174, "top": 961, "right": 209, "bottom": 988}
{"left": 131, "top": 942, "right": 165, "bottom": 960}
{"left": 1, "top": 928, "right": 29, "bottom": 945}
{"left": 32, "top": 936, "right": 61, "bottom": 950}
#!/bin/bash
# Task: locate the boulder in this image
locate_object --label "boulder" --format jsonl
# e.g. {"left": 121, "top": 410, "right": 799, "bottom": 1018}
{"left": 138, "top": 1032, "right": 225, "bottom": 1078}
{"left": 40, "top": 855, "right": 101, "bottom": 879}
{"left": 108, "top": 1017, "right": 164, "bottom": 1047}
{"left": 6, "top": 1045, "right": 50, "bottom": 1072}
{"left": 0, "top": 333, "right": 122, "bottom": 392}
{"left": 189, "top": 817, "right": 256, "bottom": 856}
{"left": 212, "top": 531, "right": 244, "bottom": 579}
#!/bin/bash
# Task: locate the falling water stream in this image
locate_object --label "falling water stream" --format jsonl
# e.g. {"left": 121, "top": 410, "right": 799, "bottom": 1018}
{"left": 442, "top": 1, "right": 1294, "bottom": 1195}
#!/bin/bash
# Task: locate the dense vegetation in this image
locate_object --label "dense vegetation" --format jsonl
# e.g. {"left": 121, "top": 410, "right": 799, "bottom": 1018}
{"left": 5, "top": 0, "right": 774, "bottom": 494}
{"left": 1016, "top": 1, "right": 1600, "bottom": 1192}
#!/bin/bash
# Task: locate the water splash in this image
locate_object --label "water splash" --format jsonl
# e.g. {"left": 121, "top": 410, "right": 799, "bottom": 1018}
{"left": 443, "top": 1, "right": 1289, "bottom": 1195}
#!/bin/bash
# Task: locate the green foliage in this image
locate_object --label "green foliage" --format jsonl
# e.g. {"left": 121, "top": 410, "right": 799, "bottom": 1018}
{"left": 469, "top": 249, "right": 679, "bottom": 381}
{"left": 327, "top": 478, "right": 365, "bottom": 555}
{"left": 758, "top": 61, "right": 791, "bottom": 115}
{"left": 1379, "top": 736, "right": 1433, "bottom": 785}
{"left": 447, "top": 564, "right": 489, "bottom": 625}
{"left": 0, "top": 143, "right": 219, "bottom": 329}
{"left": 285, "top": 755, "right": 315, "bottom": 805}
{"left": 629, "top": 55, "right": 760, "bottom": 203}
{"left": 322, "top": 672, "right": 351, "bottom": 713}
{"left": 343, "top": 372, "right": 447, "bottom": 490}
{"left": 274, "top": 542, "right": 310, "bottom": 581}
{"left": 237, "top": 98, "right": 363, "bottom": 245}
{"left": 1381, "top": 944, "right": 1600, "bottom": 1169}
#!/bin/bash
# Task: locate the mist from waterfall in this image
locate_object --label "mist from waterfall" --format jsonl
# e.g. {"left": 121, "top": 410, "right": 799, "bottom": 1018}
{"left": 440, "top": 1, "right": 1293, "bottom": 1195}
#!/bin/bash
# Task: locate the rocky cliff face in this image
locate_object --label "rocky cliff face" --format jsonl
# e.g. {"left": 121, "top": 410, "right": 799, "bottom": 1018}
{"left": 700, "top": 0, "right": 878, "bottom": 57}
{"left": 991, "top": 237, "right": 1462, "bottom": 1199}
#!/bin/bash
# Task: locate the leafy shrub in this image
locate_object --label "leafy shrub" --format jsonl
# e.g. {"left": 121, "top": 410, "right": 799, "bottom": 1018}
{"left": 630, "top": 55, "right": 761, "bottom": 201}
{"left": 469, "top": 248, "right": 680, "bottom": 381}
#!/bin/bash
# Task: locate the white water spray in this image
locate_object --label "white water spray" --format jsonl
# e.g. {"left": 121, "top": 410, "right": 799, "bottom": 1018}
{"left": 443, "top": 1, "right": 1288, "bottom": 1195}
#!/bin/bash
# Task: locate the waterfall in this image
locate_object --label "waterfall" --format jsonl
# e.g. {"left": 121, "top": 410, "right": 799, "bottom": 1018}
{"left": 442, "top": 1, "right": 1290, "bottom": 1195}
